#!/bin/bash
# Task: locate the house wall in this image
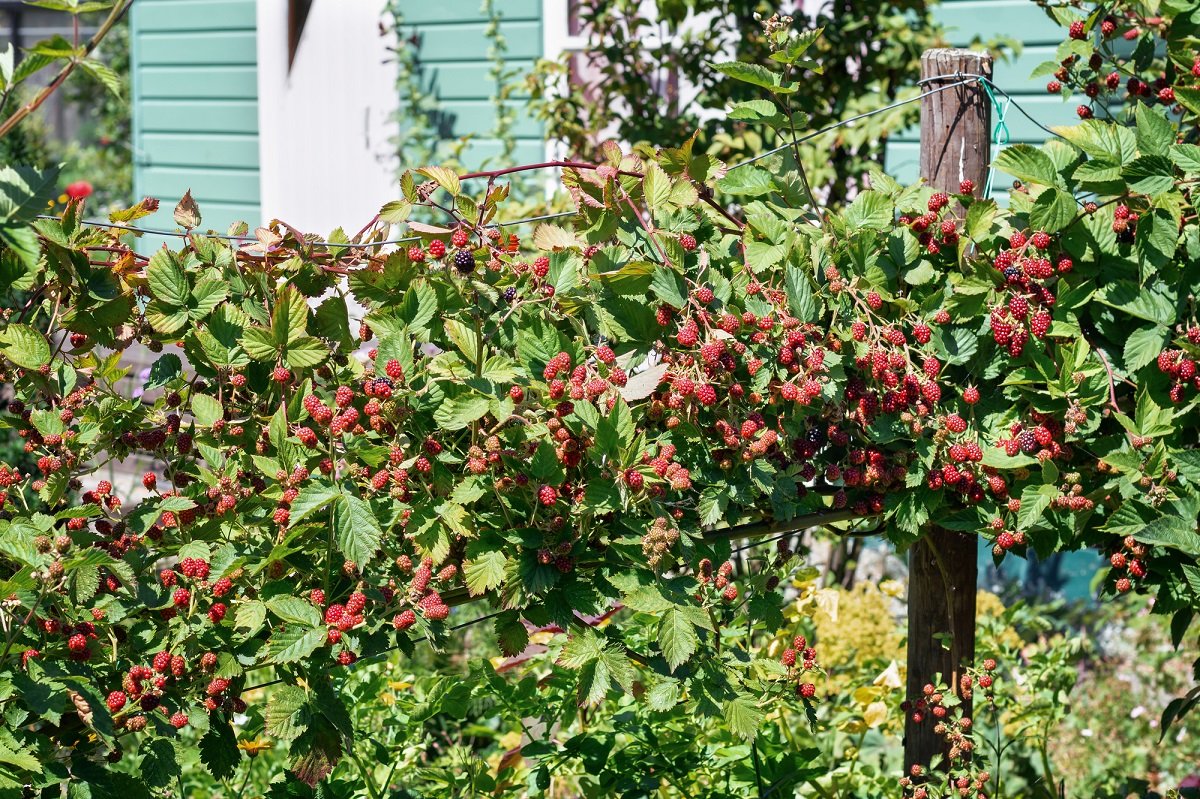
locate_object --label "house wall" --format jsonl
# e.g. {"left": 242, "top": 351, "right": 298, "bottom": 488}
{"left": 130, "top": 0, "right": 262, "bottom": 235}
{"left": 256, "top": 0, "right": 399, "bottom": 234}
{"left": 397, "top": 0, "right": 545, "bottom": 169}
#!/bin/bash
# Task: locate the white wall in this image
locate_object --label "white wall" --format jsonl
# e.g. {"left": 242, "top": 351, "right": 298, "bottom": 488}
{"left": 257, "top": 0, "right": 399, "bottom": 235}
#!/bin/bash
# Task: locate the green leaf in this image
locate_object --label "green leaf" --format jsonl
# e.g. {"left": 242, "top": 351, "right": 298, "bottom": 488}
{"left": 785, "top": 266, "right": 819, "bottom": 320}
{"left": 233, "top": 600, "right": 266, "bottom": 638}
{"left": 433, "top": 393, "right": 491, "bottom": 431}
{"left": 1122, "top": 155, "right": 1177, "bottom": 195}
{"left": 1135, "top": 209, "right": 1178, "bottom": 271}
{"left": 145, "top": 354, "right": 183, "bottom": 389}
{"left": 147, "top": 250, "right": 189, "bottom": 307}
{"left": 241, "top": 326, "right": 278, "bottom": 361}
{"left": 272, "top": 285, "right": 310, "bottom": 346}
{"left": 265, "top": 685, "right": 310, "bottom": 742}
{"left": 463, "top": 549, "right": 507, "bottom": 596}
{"left": 646, "top": 678, "right": 682, "bottom": 711}
{"left": 284, "top": 336, "right": 328, "bottom": 369}
{"left": 659, "top": 607, "right": 699, "bottom": 672}
{"left": 723, "top": 695, "right": 764, "bottom": 740}
{"left": 266, "top": 596, "right": 322, "bottom": 626}
{"left": 710, "top": 61, "right": 794, "bottom": 94}
{"left": 0, "top": 164, "right": 60, "bottom": 223}
{"left": 1016, "top": 485, "right": 1057, "bottom": 530}
{"left": 993, "top": 144, "right": 1058, "bottom": 186}
{"left": 1028, "top": 188, "right": 1076, "bottom": 232}
{"left": 1124, "top": 326, "right": 1170, "bottom": 372}
{"left": 1, "top": 323, "right": 50, "bottom": 369}
{"left": 649, "top": 266, "right": 688, "bottom": 308}
{"left": 1169, "top": 144, "right": 1200, "bottom": 173}
{"left": 416, "top": 165, "right": 460, "bottom": 196}
{"left": 1130, "top": 515, "right": 1200, "bottom": 557}
{"left": 334, "top": 493, "right": 382, "bottom": 566}
{"left": 191, "top": 394, "right": 222, "bottom": 427}
{"left": 287, "top": 482, "right": 339, "bottom": 525}
{"left": 190, "top": 277, "right": 228, "bottom": 318}
{"left": 266, "top": 625, "right": 326, "bottom": 665}
{"left": 1135, "top": 105, "right": 1174, "bottom": 157}
{"left": 965, "top": 199, "right": 997, "bottom": 241}
{"left": 139, "top": 738, "right": 179, "bottom": 789}
{"left": 198, "top": 721, "right": 239, "bottom": 780}
{"left": 495, "top": 612, "right": 529, "bottom": 657}
{"left": 843, "top": 191, "right": 893, "bottom": 231}
{"left": 1052, "top": 120, "right": 1136, "bottom": 165}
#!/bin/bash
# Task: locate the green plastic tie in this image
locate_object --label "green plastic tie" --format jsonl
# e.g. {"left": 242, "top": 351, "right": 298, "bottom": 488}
{"left": 978, "top": 77, "right": 1011, "bottom": 200}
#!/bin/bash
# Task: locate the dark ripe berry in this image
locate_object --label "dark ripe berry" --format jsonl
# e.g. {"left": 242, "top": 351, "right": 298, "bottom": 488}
{"left": 1069, "top": 20, "right": 1086, "bottom": 39}
{"left": 1017, "top": 430, "right": 1038, "bottom": 453}
{"left": 679, "top": 233, "right": 698, "bottom": 252}
{"left": 454, "top": 249, "right": 475, "bottom": 273}
{"left": 1047, "top": 80, "right": 1062, "bottom": 93}
{"left": 503, "top": 286, "right": 517, "bottom": 302}
{"left": 429, "top": 239, "right": 446, "bottom": 259}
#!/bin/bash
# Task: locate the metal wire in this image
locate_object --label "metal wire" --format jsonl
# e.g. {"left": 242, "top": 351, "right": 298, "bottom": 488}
{"left": 39, "top": 77, "right": 984, "bottom": 248}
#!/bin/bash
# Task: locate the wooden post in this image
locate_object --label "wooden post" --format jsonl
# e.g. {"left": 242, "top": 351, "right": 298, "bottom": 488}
{"left": 904, "top": 48, "right": 992, "bottom": 773}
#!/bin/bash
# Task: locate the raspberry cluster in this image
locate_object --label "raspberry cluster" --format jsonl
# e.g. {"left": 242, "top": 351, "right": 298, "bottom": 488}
{"left": 1108, "top": 535, "right": 1150, "bottom": 594}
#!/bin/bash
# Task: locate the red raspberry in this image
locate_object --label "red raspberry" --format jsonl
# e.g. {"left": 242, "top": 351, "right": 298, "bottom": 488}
{"left": 799, "top": 683, "right": 816, "bottom": 699}
{"left": 107, "top": 691, "right": 127, "bottom": 712}
{"left": 959, "top": 179, "right": 975, "bottom": 195}
{"left": 928, "top": 193, "right": 949, "bottom": 212}
{"left": 212, "top": 577, "right": 233, "bottom": 597}
{"left": 1047, "top": 80, "right": 1062, "bottom": 93}
{"left": 272, "top": 366, "right": 291, "bottom": 384}
{"left": 781, "top": 648, "right": 797, "bottom": 667}
{"left": 429, "top": 239, "right": 446, "bottom": 259}
{"left": 201, "top": 652, "right": 218, "bottom": 671}
{"left": 451, "top": 228, "right": 469, "bottom": 248}
{"left": 310, "top": 589, "right": 326, "bottom": 606}
{"left": 172, "top": 588, "right": 190, "bottom": 607}
{"left": 1030, "top": 231, "right": 1051, "bottom": 250}
{"left": 1159, "top": 87, "right": 1175, "bottom": 103}
{"left": 170, "top": 712, "right": 188, "bottom": 729}
{"left": 326, "top": 628, "right": 342, "bottom": 644}
{"left": 722, "top": 583, "right": 738, "bottom": 601}
{"left": 695, "top": 384, "right": 718, "bottom": 406}
{"left": 393, "top": 609, "right": 416, "bottom": 630}
{"left": 676, "top": 321, "right": 699, "bottom": 347}
{"left": 913, "top": 323, "right": 931, "bottom": 344}
{"left": 509, "top": 385, "right": 524, "bottom": 403}
{"left": 1100, "top": 18, "right": 1115, "bottom": 37}
{"left": 596, "top": 345, "right": 616, "bottom": 364}
{"left": 996, "top": 531, "right": 1015, "bottom": 550}
{"left": 537, "top": 485, "right": 558, "bottom": 506}
{"left": 694, "top": 286, "right": 714, "bottom": 304}
{"left": 1069, "top": 20, "right": 1086, "bottom": 39}
{"left": 962, "top": 386, "right": 980, "bottom": 405}
{"left": 850, "top": 321, "right": 867, "bottom": 341}
{"left": 346, "top": 592, "right": 366, "bottom": 615}
{"left": 1030, "top": 311, "right": 1051, "bottom": 338}
{"left": 1077, "top": 105, "right": 1093, "bottom": 119}
{"left": 407, "top": 245, "right": 425, "bottom": 262}
{"left": 1115, "top": 576, "right": 1133, "bottom": 593}
{"left": 206, "top": 678, "right": 230, "bottom": 696}
{"left": 1110, "top": 552, "right": 1127, "bottom": 570}
{"left": 866, "top": 291, "right": 883, "bottom": 310}
{"left": 337, "top": 650, "right": 357, "bottom": 666}
{"left": 385, "top": 359, "right": 404, "bottom": 380}
{"left": 679, "top": 233, "right": 698, "bottom": 252}
{"left": 945, "top": 414, "right": 967, "bottom": 433}
{"left": 208, "top": 603, "right": 227, "bottom": 623}
{"left": 153, "top": 651, "right": 172, "bottom": 672}
{"left": 141, "top": 472, "right": 158, "bottom": 491}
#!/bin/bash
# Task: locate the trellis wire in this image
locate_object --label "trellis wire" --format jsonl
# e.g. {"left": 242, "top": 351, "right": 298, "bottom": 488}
{"left": 35, "top": 77, "right": 1001, "bottom": 249}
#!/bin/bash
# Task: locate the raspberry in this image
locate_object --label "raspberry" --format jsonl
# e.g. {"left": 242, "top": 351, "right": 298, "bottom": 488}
{"left": 153, "top": 651, "right": 172, "bottom": 672}
{"left": 1069, "top": 20, "right": 1086, "bottom": 39}
{"left": 1100, "top": 18, "right": 1115, "bottom": 37}
{"left": 393, "top": 609, "right": 416, "bottom": 631}
{"left": 676, "top": 321, "right": 699, "bottom": 347}
{"left": 212, "top": 577, "right": 233, "bottom": 597}
{"left": 107, "top": 691, "right": 127, "bottom": 712}
{"left": 201, "top": 652, "right": 218, "bottom": 670}
{"left": 679, "top": 233, "right": 698, "bottom": 252}
{"left": 537, "top": 484, "right": 558, "bottom": 506}
{"left": 722, "top": 583, "right": 738, "bottom": 601}
{"left": 385, "top": 359, "right": 404, "bottom": 380}
{"left": 453, "top": 249, "right": 475, "bottom": 273}
{"left": 1158, "top": 87, "right": 1175, "bottom": 103}
{"left": 695, "top": 384, "right": 718, "bottom": 406}
{"left": 206, "top": 678, "right": 230, "bottom": 696}
{"left": 928, "top": 193, "right": 949, "bottom": 212}
{"left": 170, "top": 712, "right": 188, "bottom": 729}
{"left": 983, "top": 658, "right": 997, "bottom": 671}
{"left": 172, "top": 588, "right": 191, "bottom": 607}
{"left": 429, "top": 239, "right": 446, "bottom": 259}
{"left": 850, "top": 321, "right": 867, "bottom": 340}
{"left": 959, "top": 179, "right": 975, "bottom": 195}
{"left": 273, "top": 508, "right": 290, "bottom": 527}
{"left": 311, "top": 588, "right": 326, "bottom": 606}
{"left": 1030, "top": 311, "right": 1051, "bottom": 338}
{"left": 337, "top": 650, "right": 357, "bottom": 666}
{"left": 1077, "top": 105, "right": 1093, "bottom": 119}
{"left": 407, "top": 245, "right": 425, "bottom": 262}
{"left": 1116, "top": 577, "right": 1132, "bottom": 593}
{"left": 996, "top": 531, "right": 1015, "bottom": 550}
{"left": 945, "top": 414, "right": 967, "bottom": 433}
{"left": 1110, "top": 552, "right": 1127, "bottom": 570}
{"left": 963, "top": 386, "right": 980, "bottom": 404}
{"left": 1030, "top": 231, "right": 1051, "bottom": 250}
{"left": 596, "top": 345, "right": 616, "bottom": 364}
{"left": 272, "top": 366, "right": 291, "bottom": 384}
{"left": 509, "top": 385, "right": 524, "bottom": 402}
{"left": 799, "top": 683, "right": 816, "bottom": 699}
{"left": 1047, "top": 80, "right": 1062, "bottom": 93}
{"left": 866, "top": 291, "right": 883, "bottom": 310}
{"left": 781, "top": 648, "right": 797, "bottom": 667}
{"left": 694, "top": 286, "right": 714, "bottom": 304}
{"left": 913, "top": 323, "right": 931, "bottom": 344}
{"left": 208, "top": 603, "right": 227, "bottom": 623}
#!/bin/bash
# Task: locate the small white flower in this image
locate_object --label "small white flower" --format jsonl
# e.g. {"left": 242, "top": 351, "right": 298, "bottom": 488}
{"left": 1081, "top": 728, "right": 1093, "bottom": 737}
{"left": 1131, "top": 705, "right": 1146, "bottom": 719}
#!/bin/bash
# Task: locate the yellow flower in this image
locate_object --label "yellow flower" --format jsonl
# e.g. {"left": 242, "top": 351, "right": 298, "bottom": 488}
{"left": 237, "top": 739, "right": 274, "bottom": 758}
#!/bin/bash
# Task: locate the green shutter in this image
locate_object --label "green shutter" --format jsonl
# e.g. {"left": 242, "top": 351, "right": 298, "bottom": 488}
{"left": 131, "top": 0, "right": 260, "bottom": 236}
{"left": 396, "top": 2, "right": 545, "bottom": 169}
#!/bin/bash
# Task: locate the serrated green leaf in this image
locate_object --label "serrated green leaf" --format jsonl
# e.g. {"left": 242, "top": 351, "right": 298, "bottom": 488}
{"left": 723, "top": 695, "right": 764, "bottom": 740}
{"left": 334, "top": 493, "right": 382, "bottom": 566}
{"left": 147, "top": 250, "right": 189, "bottom": 307}
{"left": 1, "top": 323, "right": 50, "bottom": 370}
{"left": 463, "top": 549, "right": 507, "bottom": 596}
{"left": 198, "top": 720, "right": 239, "bottom": 780}
{"left": 659, "top": 607, "right": 699, "bottom": 672}
{"left": 266, "top": 625, "right": 326, "bottom": 665}
{"left": 994, "top": 144, "right": 1059, "bottom": 186}
{"left": 265, "top": 685, "right": 310, "bottom": 742}
{"left": 433, "top": 393, "right": 491, "bottom": 431}
{"left": 495, "top": 612, "right": 529, "bottom": 657}
{"left": 191, "top": 394, "right": 222, "bottom": 427}
{"left": 1124, "top": 326, "right": 1169, "bottom": 372}
{"left": 1028, "top": 188, "right": 1076, "bottom": 232}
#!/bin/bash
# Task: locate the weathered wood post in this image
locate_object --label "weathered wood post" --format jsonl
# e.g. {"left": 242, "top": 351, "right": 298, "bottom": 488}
{"left": 904, "top": 47, "right": 993, "bottom": 773}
